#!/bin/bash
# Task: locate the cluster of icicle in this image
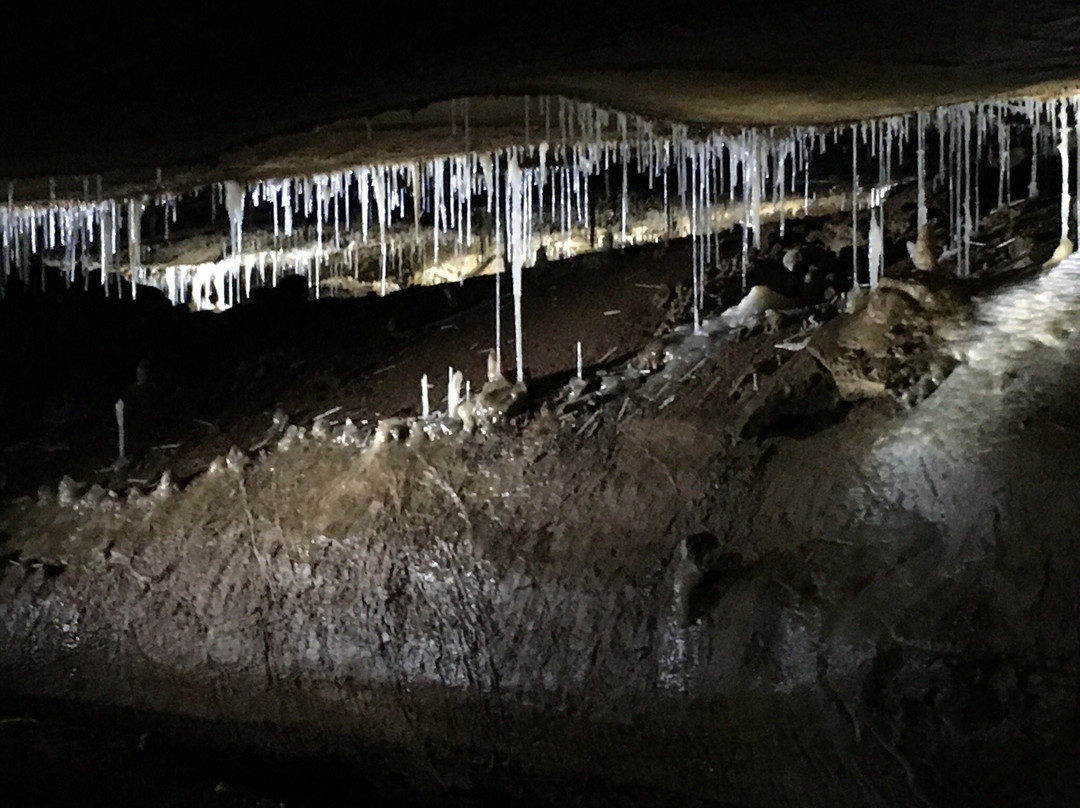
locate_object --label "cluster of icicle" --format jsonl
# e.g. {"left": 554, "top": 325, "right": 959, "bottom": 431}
{"left": 3, "top": 94, "right": 1080, "bottom": 372}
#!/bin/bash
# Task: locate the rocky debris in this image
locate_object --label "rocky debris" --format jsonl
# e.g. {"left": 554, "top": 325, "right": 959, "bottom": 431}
{"left": 459, "top": 352, "right": 528, "bottom": 433}
{"left": 630, "top": 339, "right": 667, "bottom": 374}
{"left": 807, "top": 274, "right": 969, "bottom": 405}
{"left": 728, "top": 272, "right": 971, "bottom": 437}
{"left": 729, "top": 351, "right": 847, "bottom": 438}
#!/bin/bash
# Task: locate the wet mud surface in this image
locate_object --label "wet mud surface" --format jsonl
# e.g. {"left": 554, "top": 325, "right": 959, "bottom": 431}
{"left": 3, "top": 178, "right": 1080, "bottom": 806}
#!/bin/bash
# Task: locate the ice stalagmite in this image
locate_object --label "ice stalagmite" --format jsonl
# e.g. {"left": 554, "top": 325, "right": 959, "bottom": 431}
{"left": 447, "top": 368, "right": 463, "bottom": 419}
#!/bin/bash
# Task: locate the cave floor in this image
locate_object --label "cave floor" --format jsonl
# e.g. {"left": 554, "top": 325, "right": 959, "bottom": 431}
{"left": 1, "top": 176, "right": 1077, "bottom": 806}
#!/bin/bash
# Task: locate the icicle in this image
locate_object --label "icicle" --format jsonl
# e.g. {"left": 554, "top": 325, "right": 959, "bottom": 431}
{"left": 493, "top": 155, "right": 503, "bottom": 371}
{"left": 691, "top": 145, "right": 700, "bottom": 333}
{"left": 282, "top": 179, "right": 294, "bottom": 238}
{"left": 749, "top": 131, "right": 762, "bottom": 249}
{"left": 506, "top": 152, "right": 527, "bottom": 383}
{"left": 621, "top": 146, "right": 629, "bottom": 246}
{"left": 224, "top": 181, "right": 245, "bottom": 257}
{"left": 1029, "top": 101, "right": 1040, "bottom": 199}
{"left": 421, "top": 374, "right": 430, "bottom": 418}
{"left": 373, "top": 168, "right": 388, "bottom": 295}
{"left": 1058, "top": 100, "right": 1072, "bottom": 247}
{"left": 127, "top": 198, "right": 144, "bottom": 297}
{"left": 917, "top": 110, "right": 928, "bottom": 229}
{"left": 962, "top": 105, "right": 973, "bottom": 276}
{"left": 778, "top": 140, "right": 787, "bottom": 237}
{"left": 410, "top": 163, "right": 422, "bottom": 247}
{"left": 576, "top": 341, "right": 583, "bottom": 380}
{"left": 1075, "top": 96, "right": 1080, "bottom": 238}
{"left": 852, "top": 125, "right": 859, "bottom": 286}
{"left": 868, "top": 186, "right": 884, "bottom": 289}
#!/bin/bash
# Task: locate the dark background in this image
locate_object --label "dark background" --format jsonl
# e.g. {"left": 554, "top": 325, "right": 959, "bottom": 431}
{"left": 0, "top": 0, "right": 813, "bottom": 176}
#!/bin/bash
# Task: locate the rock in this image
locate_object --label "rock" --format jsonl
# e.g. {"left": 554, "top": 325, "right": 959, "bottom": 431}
{"left": 807, "top": 274, "right": 969, "bottom": 403}
{"left": 730, "top": 351, "right": 847, "bottom": 438}
{"left": 57, "top": 475, "right": 82, "bottom": 507}
{"left": 225, "top": 446, "right": 247, "bottom": 472}
{"left": 469, "top": 377, "right": 527, "bottom": 428}
{"left": 631, "top": 339, "right": 667, "bottom": 374}
{"left": 333, "top": 417, "right": 364, "bottom": 447}
{"left": 275, "top": 425, "right": 307, "bottom": 451}
{"left": 373, "top": 418, "right": 410, "bottom": 445}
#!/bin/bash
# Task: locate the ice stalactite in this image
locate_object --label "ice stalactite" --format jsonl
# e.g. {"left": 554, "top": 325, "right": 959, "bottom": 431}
{"left": 868, "top": 186, "right": 885, "bottom": 289}
{"left": 690, "top": 144, "right": 701, "bottom": 334}
{"left": 373, "top": 168, "right": 388, "bottom": 296}
{"left": 126, "top": 199, "right": 143, "bottom": 298}
{"left": 852, "top": 124, "right": 860, "bottom": 287}
{"left": 225, "top": 180, "right": 245, "bottom": 258}
{"left": 1058, "top": 100, "right": 1072, "bottom": 248}
{"left": 917, "top": 110, "right": 929, "bottom": 230}
{"left": 1, "top": 91, "right": 1077, "bottom": 322}
{"left": 505, "top": 152, "right": 528, "bottom": 384}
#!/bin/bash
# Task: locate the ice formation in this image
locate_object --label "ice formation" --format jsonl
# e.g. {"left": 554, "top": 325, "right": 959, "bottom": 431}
{"left": 114, "top": 399, "right": 126, "bottom": 464}
{"left": 2, "top": 92, "right": 1080, "bottom": 350}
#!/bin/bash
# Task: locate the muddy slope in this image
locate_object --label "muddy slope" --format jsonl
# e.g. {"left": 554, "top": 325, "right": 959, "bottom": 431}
{"left": 2, "top": 184, "right": 1080, "bottom": 806}
{"left": 4, "top": 288, "right": 1080, "bottom": 806}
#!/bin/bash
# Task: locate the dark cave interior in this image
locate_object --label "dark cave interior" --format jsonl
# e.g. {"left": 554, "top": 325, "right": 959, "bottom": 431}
{"left": 5, "top": 3, "right": 1080, "bottom": 807}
